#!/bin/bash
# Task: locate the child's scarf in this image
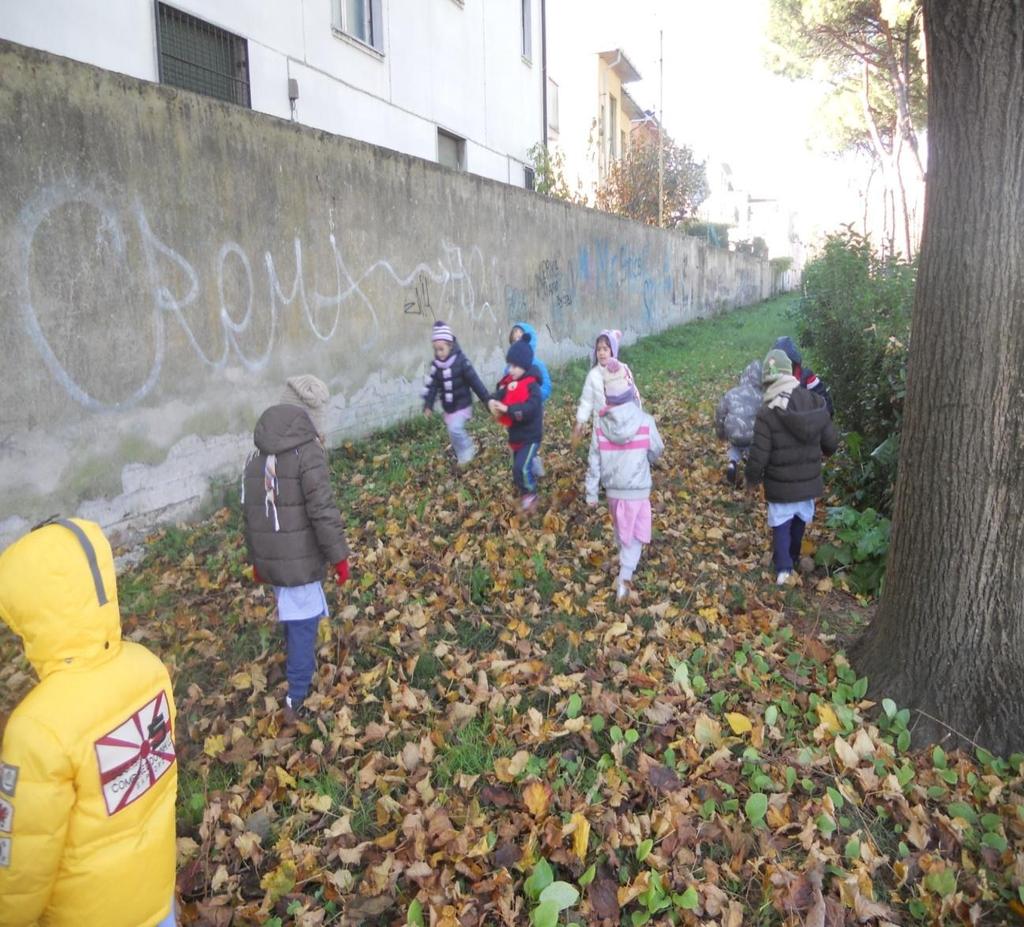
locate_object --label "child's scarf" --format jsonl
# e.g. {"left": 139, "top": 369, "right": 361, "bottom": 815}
{"left": 764, "top": 374, "right": 799, "bottom": 410}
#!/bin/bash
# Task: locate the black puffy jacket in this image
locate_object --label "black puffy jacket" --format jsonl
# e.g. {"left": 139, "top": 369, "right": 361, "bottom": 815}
{"left": 745, "top": 387, "right": 839, "bottom": 502}
{"left": 421, "top": 345, "right": 490, "bottom": 413}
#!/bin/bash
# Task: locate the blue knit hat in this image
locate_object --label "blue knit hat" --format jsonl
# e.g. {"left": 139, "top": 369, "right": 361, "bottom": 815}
{"left": 506, "top": 339, "right": 534, "bottom": 370}
{"left": 773, "top": 336, "right": 802, "bottom": 366}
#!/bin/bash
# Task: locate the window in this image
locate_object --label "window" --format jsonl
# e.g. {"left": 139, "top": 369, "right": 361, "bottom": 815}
{"left": 609, "top": 95, "right": 618, "bottom": 157}
{"left": 334, "top": 0, "right": 383, "bottom": 52}
{"left": 156, "top": 3, "right": 250, "bottom": 107}
{"left": 547, "top": 78, "right": 560, "bottom": 134}
{"left": 437, "top": 129, "right": 465, "bottom": 171}
{"left": 521, "top": 0, "right": 532, "bottom": 60}
{"left": 524, "top": 166, "right": 535, "bottom": 190}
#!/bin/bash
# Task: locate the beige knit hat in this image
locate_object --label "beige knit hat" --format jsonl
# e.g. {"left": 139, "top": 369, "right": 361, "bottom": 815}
{"left": 280, "top": 374, "right": 330, "bottom": 432}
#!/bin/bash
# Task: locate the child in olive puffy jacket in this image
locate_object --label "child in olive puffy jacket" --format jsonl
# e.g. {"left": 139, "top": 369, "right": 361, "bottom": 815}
{"left": 242, "top": 375, "right": 351, "bottom": 724}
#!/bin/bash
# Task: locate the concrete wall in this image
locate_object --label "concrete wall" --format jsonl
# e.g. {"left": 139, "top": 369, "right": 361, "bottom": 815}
{"left": 0, "top": 0, "right": 544, "bottom": 187}
{"left": 0, "top": 40, "right": 773, "bottom": 548}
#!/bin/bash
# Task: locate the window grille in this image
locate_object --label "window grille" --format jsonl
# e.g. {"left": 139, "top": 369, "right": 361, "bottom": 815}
{"left": 156, "top": 3, "right": 250, "bottom": 107}
{"left": 524, "top": 166, "right": 536, "bottom": 190}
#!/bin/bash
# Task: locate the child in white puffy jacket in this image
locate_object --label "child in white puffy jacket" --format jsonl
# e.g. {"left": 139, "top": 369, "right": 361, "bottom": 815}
{"left": 572, "top": 329, "right": 639, "bottom": 504}
{"left": 594, "top": 359, "right": 663, "bottom": 601}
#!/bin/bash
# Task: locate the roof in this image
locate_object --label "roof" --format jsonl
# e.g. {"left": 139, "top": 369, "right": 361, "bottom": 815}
{"left": 598, "top": 48, "right": 642, "bottom": 84}
{"left": 621, "top": 88, "right": 645, "bottom": 120}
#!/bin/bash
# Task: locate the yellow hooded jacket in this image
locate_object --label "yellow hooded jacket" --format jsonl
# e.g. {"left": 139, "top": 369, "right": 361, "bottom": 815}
{"left": 0, "top": 519, "right": 177, "bottom": 927}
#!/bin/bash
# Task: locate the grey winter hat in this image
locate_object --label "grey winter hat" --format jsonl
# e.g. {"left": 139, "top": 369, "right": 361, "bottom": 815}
{"left": 280, "top": 374, "right": 330, "bottom": 433}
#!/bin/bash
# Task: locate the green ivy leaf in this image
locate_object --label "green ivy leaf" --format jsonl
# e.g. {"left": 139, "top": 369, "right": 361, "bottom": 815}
{"left": 982, "top": 832, "right": 1008, "bottom": 852}
{"left": 674, "top": 886, "right": 699, "bottom": 910}
{"left": 745, "top": 792, "right": 768, "bottom": 827}
{"left": 540, "top": 881, "right": 580, "bottom": 911}
{"left": 407, "top": 899, "right": 425, "bottom": 927}
{"left": 578, "top": 863, "right": 596, "bottom": 887}
{"left": 946, "top": 802, "right": 977, "bottom": 824}
{"left": 924, "top": 868, "right": 956, "bottom": 897}
{"left": 524, "top": 858, "right": 554, "bottom": 901}
{"left": 531, "top": 900, "right": 559, "bottom": 927}
{"left": 636, "top": 838, "right": 654, "bottom": 862}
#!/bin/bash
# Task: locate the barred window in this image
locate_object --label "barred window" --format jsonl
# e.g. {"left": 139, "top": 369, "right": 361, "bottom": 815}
{"left": 156, "top": 3, "right": 250, "bottom": 107}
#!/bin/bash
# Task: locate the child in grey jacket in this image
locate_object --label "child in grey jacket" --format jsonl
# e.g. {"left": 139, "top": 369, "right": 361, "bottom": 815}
{"left": 714, "top": 359, "right": 763, "bottom": 486}
{"left": 595, "top": 359, "right": 664, "bottom": 601}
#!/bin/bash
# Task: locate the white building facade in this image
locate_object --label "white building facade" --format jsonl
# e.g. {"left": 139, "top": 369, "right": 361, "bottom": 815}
{"left": 0, "top": 0, "right": 547, "bottom": 187}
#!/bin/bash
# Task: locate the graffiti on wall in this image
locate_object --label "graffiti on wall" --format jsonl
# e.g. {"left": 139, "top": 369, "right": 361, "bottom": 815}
{"left": 16, "top": 183, "right": 497, "bottom": 411}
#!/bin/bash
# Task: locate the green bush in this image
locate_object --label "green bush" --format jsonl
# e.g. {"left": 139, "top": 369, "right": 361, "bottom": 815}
{"left": 796, "top": 227, "right": 913, "bottom": 511}
{"left": 683, "top": 220, "right": 731, "bottom": 249}
{"left": 815, "top": 505, "right": 891, "bottom": 597}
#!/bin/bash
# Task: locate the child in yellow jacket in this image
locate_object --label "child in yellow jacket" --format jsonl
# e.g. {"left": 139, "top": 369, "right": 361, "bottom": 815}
{"left": 0, "top": 518, "right": 178, "bottom": 927}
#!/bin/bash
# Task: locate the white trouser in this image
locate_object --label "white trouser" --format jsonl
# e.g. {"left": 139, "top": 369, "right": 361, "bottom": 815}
{"left": 444, "top": 407, "right": 476, "bottom": 464}
{"left": 618, "top": 538, "right": 644, "bottom": 582}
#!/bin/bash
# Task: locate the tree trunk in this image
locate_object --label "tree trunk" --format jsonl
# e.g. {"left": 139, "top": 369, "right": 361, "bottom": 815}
{"left": 852, "top": 0, "right": 1024, "bottom": 756}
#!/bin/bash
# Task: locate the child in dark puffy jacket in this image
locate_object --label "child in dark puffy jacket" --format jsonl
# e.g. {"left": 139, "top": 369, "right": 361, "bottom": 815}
{"left": 509, "top": 322, "right": 551, "bottom": 477}
{"left": 746, "top": 350, "right": 839, "bottom": 585}
{"left": 774, "top": 336, "right": 834, "bottom": 415}
{"left": 242, "top": 375, "right": 351, "bottom": 725}
{"left": 422, "top": 321, "right": 492, "bottom": 466}
{"left": 714, "top": 359, "right": 763, "bottom": 486}
{"left": 489, "top": 338, "right": 544, "bottom": 512}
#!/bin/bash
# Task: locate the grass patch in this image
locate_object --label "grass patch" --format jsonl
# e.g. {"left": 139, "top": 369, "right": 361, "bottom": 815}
{"left": 433, "top": 714, "right": 515, "bottom": 788}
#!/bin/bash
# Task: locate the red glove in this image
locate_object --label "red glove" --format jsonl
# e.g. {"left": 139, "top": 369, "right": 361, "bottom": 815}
{"left": 335, "top": 559, "right": 349, "bottom": 585}
{"left": 252, "top": 564, "right": 265, "bottom": 584}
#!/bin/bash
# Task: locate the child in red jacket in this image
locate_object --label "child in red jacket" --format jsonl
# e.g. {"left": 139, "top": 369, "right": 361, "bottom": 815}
{"left": 489, "top": 339, "right": 544, "bottom": 511}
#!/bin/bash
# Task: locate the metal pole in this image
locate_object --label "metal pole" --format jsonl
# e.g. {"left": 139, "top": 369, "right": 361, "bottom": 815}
{"left": 541, "top": 0, "right": 548, "bottom": 152}
{"left": 658, "top": 29, "right": 664, "bottom": 228}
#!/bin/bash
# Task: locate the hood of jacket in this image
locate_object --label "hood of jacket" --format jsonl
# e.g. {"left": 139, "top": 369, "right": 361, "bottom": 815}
{"left": 775, "top": 386, "right": 831, "bottom": 442}
{"left": 514, "top": 321, "right": 540, "bottom": 348}
{"left": 254, "top": 403, "right": 321, "bottom": 454}
{"left": 774, "top": 336, "right": 803, "bottom": 366}
{"left": 598, "top": 401, "right": 645, "bottom": 443}
{"left": 739, "top": 359, "right": 763, "bottom": 390}
{"left": 0, "top": 518, "right": 122, "bottom": 679}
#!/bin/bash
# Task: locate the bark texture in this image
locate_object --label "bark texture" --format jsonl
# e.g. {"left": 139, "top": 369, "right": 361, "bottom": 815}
{"left": 852, "top": 0, "right": 1024, "bottom": 755}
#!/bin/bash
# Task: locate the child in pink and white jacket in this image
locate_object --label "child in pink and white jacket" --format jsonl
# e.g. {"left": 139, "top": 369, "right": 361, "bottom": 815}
{"left": 594, "top": 359, "right": 663, "bottom": 601}
{"left": 572, "top": 329, "right": 640, "bottom": 504}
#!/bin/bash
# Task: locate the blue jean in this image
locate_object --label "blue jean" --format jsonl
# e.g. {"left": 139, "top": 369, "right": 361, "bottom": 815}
{"left": 282, "top": 616, "right": 320, "bottom": 704}
{"left": 511, "top": 443, "right": 540, "bottom": 494}
{"left": 771, "top": 516, "right": 806, "bottom": 572}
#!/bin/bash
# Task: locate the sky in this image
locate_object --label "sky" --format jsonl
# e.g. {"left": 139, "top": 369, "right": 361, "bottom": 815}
{"left": 546, "top": 0, "right": 866, "bottom": 241}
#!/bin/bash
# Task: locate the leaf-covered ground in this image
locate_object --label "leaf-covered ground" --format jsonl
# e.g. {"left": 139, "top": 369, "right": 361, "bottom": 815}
{"left": 3, "top": 296, "right": 1023, "bottom": 927}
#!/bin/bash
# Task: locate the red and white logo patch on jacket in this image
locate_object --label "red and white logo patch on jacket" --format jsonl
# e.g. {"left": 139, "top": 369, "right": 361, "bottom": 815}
{"left": 94, "top": 691, "right": 176, "bottom": 816}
